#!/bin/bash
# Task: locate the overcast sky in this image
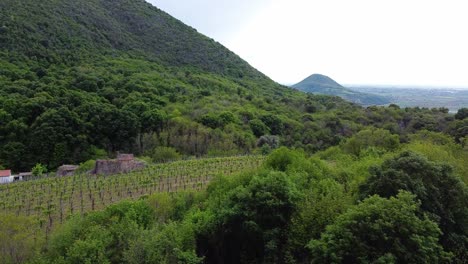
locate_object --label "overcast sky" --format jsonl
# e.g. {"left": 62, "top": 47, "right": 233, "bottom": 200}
{"left": 147, "top": 0, "right": 468, "bottom": 88}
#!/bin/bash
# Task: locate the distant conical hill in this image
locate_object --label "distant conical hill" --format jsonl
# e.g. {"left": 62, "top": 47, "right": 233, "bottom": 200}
{"left": 292, "top": 74, "right": 390, "bottom": 105}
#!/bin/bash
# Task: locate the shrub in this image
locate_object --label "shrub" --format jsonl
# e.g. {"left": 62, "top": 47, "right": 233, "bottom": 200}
{"left": 76, "top": 160, "right": 96, "bottom": 174}
{"left": 32, "top": 163, "right": 47, "bottom": 176}
{"left": 342, "top": 128, "right": 400, "bottom": 156}
{"left": 148, "top": 147, "right": 181, "bottom": 163}
{"left": 308, "top": 192, "right": 451, "bottom": 263}
{"left": 360, "top": 151, "right": 468, "bottom": 261}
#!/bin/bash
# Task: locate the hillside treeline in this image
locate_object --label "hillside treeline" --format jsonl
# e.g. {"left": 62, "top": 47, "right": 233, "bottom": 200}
{"left": 2, "top": 130, "right": 467, "bottom": 264}
{"left": 2, "top": 53, "right": 467, "bottom": 171}
{"left": 1, "top": 0, "right": 467, "bottom": 172}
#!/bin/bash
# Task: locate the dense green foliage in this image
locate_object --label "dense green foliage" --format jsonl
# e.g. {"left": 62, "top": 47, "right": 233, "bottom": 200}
{"left": 0, "top": 156, "right": 263, "bottom": 231}
{"left": 360, "top": 151, "right": 468, "bottom": 261}
{"left": 3, "top": 132, "right": 465, "bottom": 264}
{"left": 197, "top": 170, "right": 300, "bottom": 263}
{"left": 46, "top": 201, "right": 153, "bottom": 264}
{"left": 455, "top": 107, "right": 468, "bottom": 120}
{"left": 1, "top": 0, "right": 467, "bottom": 263}
{"left": 0, "top": 214, "right": 43, "bottom": 264}
{"left": 0, "top": 0, "right": 464, "bottom": 173}
{"left": 309, "top": 192, "right": 450, "bottom": 263}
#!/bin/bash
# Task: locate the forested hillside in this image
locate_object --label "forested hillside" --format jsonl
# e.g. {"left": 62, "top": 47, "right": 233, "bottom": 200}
{"left": 2, "top": 131, "right": 466, "bottom": 263}
{"left": 0, "top": 0, "right": 464, "bottom": 173}
{"left": 1, "top": 0, "right": 468, "bottom": 263}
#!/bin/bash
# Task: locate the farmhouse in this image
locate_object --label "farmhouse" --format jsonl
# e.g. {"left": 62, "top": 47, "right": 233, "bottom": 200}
{"left": 0, "top": 170, "right": 13, "bottom": 184}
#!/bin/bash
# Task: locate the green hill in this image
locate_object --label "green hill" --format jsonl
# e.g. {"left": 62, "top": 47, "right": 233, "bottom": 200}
{"left": 0, "top": 0, "right": 351, "bottom": 171}
{"left": 0, "top": 0, "right": 263, "bottom": 78}
{"left": 1, "top": 2, "right": 466, "bottom": 263}
{"left": 292, "top": 74, "right": 390, "bottom": 105}
{"left": 0, "top": 0, "right": 456, "bottom": 173}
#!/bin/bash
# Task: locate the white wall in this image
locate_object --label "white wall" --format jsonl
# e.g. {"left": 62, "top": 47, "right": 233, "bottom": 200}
{"left": 0, "top": 176, "right": 13, "bottom": 184}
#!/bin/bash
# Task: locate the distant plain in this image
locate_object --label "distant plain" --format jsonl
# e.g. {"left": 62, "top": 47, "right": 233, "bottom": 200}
{"left": 349, "top": 86, "right": 468, "bottom": 112}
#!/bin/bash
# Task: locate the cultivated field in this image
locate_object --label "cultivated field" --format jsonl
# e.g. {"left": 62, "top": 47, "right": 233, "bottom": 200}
{"left": 0, "top": 156, "right": 264, "bottom": 234}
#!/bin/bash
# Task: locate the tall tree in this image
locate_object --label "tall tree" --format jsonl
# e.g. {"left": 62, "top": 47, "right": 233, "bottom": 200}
{"left": 309, "top": 192, "right": 451, "bottom": 263}
{"left": 360, "top": 151, "right": 468, "bottom": 262}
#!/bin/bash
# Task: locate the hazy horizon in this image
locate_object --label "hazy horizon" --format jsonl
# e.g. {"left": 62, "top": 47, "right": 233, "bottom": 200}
{"left": 284, "top": 78, "right": 468, "bottom": 90}
{"left": 148, "top": 0, "right": 468, "bottom": 89}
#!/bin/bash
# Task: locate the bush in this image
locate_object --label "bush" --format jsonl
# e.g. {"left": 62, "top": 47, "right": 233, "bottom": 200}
{"left": 32, "top": 163, "right": 47, "bottom": 176}
{"left": 148, "top": 147, "right": 181, "bottom": 163}
{"left": 265, "top": 147, "right": 305, "bottom": 172}
{"left": 46, "top": 201, "right": 154, "bottom": 264}
{"left": 197, "top": 171, "right": 299, "bottom": 263}
{"left": 455, "top": 108, "right": 468, "bottom": 120}
{"left": 249, "top": 119, "right": 270, "bottom": 137}
{"left": 76, "top": 160, "right": 96, "bottom": 174}
{"left": 0, "top": 214, "right": 43, "bottom": 264}
{"left": 308, "top": 192, "right": 451, "bottom": 263}
{"left": 257, "top": 135, "right": 280, "bottom": 149}
{"left": 359, "top": 151, "right": 468, "bottom": 261}
{"left": 342, "top": 128, "right": 400, "bottom": 156}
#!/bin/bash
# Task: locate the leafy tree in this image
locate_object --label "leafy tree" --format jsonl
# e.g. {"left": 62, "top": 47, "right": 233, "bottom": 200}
{"left": 360, "top": 151, "right": 468, "bottom": 261}
{"left": 249, "top": 119, "right": 270, "bottom": 137}
{"left": 46, "top": 200, "right": 153, "bottom": 264}
{"left": 308, "top": 192, "right": 451, "bottom": 263}
{"left": 142, "top": 109, "right": 168, "bottom": 135}
{"left": 147, "top": 146, "right": 181, "bottom": 163}
{"left": 455, "top": 107, "right": 468, "bottom": 120}
{"left": 0, "top": 142, "right": 28, "bottom": 172}
{"left": 32, "top": 163, "right": 47, "bottom": 176}
{"left": 264, "top": 147, "right": 305, "bottom": 172}
{"left": 342, "top": 128, "right": 400, "bottom": 156}
{"left": 449, "top": 119, "right": 468, "bottom": 144}
{"left": 256, "top": 135, "right": 280, "bottom": 151}
{"left": 200, "top": 111, "right": 236, "bottom": 130}
{"left": 146, "top": 191, "right": 200, "bottom": 224}
{"left": 0, "top": 214, "right": 43, "bottom": 264}
{"left": 260, "top": 114, "right": 284, "bottom": 135}
{"left": 76, "top": 160, "right": 97, "bottom": 174}
{"left": 31, "top": 108, "right": 86, "bottom": 167}
{"left": 287, "top": 179, "right": 350, "bottom": 262}
{"left": 218, "top": 111, "right": 237, "bottom": 126}
{"left": 124, "top": 222, "right": 201, "bottom": 264}
{"left": 197, "top": 171, "right": 299, "bottom": 263}
{"left": 200, "top": 114, "right": 221, "bottom": 129}
{"left": 101, "top": 109, "right": 140, "bottom": 152}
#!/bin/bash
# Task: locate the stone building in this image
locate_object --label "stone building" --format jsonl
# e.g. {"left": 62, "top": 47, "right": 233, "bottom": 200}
{"left": 57, "top": 165, "right": 79, "bottom": 177}
{"left": 92, "top": 154, "right": 145, "bottom": 175}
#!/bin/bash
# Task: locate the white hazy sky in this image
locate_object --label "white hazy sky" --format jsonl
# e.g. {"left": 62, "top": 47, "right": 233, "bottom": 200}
{"left": 147, "top": 0, "right": 468, "bottom": 88}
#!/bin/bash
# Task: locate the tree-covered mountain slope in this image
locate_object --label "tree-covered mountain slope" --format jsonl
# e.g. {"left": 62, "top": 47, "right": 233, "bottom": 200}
{"left": 293, "top": 74, "right": 390, "bottom": 105}
{"left": 0, "top": 0, "right": 265, "bottom": 78}
{"left": 0, "top": 0, "right": 461, "bottom": 172}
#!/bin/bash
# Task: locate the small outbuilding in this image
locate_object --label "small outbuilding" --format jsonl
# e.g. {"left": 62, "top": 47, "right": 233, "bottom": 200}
{"left": 57, "top": 165, "right": 79, "bottom": 177}
{"left": 17, "top": 172, "right": 33, "bottom": 181}
{"left": 0, "top": 170, "right": 13, "bottom": 184}
{"left": 92, "top": 154, "right": 145, "bottom": 175}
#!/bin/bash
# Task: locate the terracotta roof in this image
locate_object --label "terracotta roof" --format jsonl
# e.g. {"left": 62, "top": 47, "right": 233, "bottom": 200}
{"left": 0, "top": 170, "right": 12, "bottom": 177}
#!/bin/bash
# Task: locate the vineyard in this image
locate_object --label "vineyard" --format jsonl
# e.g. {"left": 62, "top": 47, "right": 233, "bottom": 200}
{"left": 0, "top": 156, "right": 264, "bottom": 233}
